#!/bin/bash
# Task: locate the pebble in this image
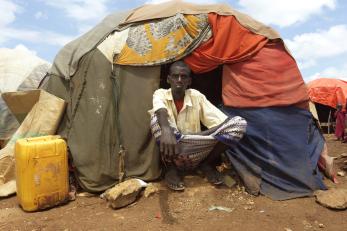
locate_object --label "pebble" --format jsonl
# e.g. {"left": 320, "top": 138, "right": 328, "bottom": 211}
{"left": 338, "top": 153, "right": 347, "bottom": 158}
{"left": 144, "top": 183, "right": 159, "bottom": 198}
{"left": 284, "top": 228, "right": 293, "bottom": 231}
{"left": 318, "top": 223, "right": 325, "bottom": 228}
{"left": 337, "top": 171, "right": 345, "bottom": 177}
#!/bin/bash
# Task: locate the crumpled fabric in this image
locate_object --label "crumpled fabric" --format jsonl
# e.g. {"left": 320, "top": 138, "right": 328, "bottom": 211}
{"left": 184, "top": 13, "right": 268, "bottom": 73}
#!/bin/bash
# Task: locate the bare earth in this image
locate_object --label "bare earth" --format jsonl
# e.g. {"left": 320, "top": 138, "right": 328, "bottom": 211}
{"left": 1, "top": 134, "right": 347, "bottom": 231}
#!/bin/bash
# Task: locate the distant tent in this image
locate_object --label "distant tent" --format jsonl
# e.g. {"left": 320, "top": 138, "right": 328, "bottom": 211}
{"left": 0, "top": 47, "right": 50, "bottom": 141}
{"left": 35, "top": 1, "right": 325, "bottom": 200}
{"left": 308, "top": 78, "right": 347, "bottom": 109}
{"left": 307, "top": 78, "right": 347, "bottom": 129}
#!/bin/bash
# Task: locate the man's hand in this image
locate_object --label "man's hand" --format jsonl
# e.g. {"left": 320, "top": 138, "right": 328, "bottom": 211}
{"left": 160, "top": 127, "right": 179, "bottom": 161}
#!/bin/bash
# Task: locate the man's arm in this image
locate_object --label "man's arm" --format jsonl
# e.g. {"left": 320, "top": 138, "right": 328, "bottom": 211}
{"left": 155, "top": 108, "right": 179, "bottom": 160}
{"left": 194, "top": 120, "right": 227, "bottom": 136}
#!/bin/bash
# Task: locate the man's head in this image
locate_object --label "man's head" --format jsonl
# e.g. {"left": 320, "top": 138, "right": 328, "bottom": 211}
{"left": 167, "top": 61, "right": 192, "bottom": 98}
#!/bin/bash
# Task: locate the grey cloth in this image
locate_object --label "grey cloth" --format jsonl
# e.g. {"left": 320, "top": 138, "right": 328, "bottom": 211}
{"left": 44, "top": 49, "right": 161, "bottom": 192}
{"left": 49, "top": 11, "right": 131, "bottom": 80}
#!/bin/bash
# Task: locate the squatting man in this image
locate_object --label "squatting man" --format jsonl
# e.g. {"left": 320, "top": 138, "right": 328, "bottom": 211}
{"left": 149, "top": 61, "right": 247, "bottom": 190}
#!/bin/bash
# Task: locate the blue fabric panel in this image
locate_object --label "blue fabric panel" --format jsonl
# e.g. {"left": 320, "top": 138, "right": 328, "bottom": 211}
{"left": 223, "top": 106, "right": 327, "bottom": 200}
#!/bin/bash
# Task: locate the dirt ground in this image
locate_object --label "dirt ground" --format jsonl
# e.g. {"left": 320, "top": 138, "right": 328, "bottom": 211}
{"left": 1, "top": 134, "right": 347, "bottom": 231}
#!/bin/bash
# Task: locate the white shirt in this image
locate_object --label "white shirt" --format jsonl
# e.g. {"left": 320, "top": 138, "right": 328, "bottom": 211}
{"left": 149, "top": 88, "right": 227, "bottom": 134}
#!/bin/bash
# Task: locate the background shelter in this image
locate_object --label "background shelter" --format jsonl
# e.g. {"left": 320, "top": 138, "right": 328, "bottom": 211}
{"left": 308, "top": 78, "right": 347, "bottom": 110}
{"left": 0, "top": 48, "right": 50, "bottom": 144}
{"left": 307, "top": 78, "right": 347, "bottom": 131}
{"left": 42, "top": 1, "right": 325, "bottom": 200}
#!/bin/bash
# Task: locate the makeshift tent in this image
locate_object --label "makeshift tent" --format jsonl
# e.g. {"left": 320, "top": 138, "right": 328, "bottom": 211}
{"left": 307, "top": 78, "right": 347, "bottom": 130}
{"left": 308, "top": 78, "right": 347, "bottom": 109}
{"left": 40, "top": 1, "right": 325, "bottom": 200}
{"left": 0, "top": 47, "right": 50, "bottom": 141}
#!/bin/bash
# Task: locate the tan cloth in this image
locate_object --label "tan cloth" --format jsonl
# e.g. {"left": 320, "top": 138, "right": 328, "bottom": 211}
{"left": 122, "top": 1, "right": 280, "bottom": 40}
{"left": 97, "top": 28, "right": 129, "bottom": 63}
{"left": 149, "top": 89, "right": 227, "bottom": 134}
{"left": 0, "top": 90, "right": 66, "bottom": 197}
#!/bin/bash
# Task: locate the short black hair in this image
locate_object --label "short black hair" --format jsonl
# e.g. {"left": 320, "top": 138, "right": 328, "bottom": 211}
{"left": 169, "top": 61, "right": 191, "bottom": 76}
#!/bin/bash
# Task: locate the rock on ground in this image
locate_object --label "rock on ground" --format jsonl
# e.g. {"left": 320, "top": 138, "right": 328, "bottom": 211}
{"left": 315, "top": 188, "right": 347, "bottom": 210}
{"left": 102, "top": 179, "right": 143, "bottom": 209}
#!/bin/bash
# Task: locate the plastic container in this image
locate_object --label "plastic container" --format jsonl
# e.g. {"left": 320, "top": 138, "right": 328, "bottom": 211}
{"left": 15, "top": 135, "right": 69, "bottom": 211}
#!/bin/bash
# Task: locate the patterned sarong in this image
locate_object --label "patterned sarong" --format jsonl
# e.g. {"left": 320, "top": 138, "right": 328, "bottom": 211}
{"left": 150, "top": 115, "right": 246, "bottom": 170}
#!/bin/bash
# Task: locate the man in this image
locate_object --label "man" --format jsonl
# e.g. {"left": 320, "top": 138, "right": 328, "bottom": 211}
{"left": 149, "top": 61, "right": 247, "bottom": 190}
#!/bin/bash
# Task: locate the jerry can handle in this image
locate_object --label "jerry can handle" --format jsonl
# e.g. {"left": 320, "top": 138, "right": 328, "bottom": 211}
{"left": 25, "top": 135, "right": 62, "bottom": 142}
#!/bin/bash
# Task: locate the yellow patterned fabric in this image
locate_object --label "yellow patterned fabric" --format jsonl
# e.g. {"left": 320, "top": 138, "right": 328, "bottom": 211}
{"left": 115, "top": 13, "right": 210, "bottom": 66}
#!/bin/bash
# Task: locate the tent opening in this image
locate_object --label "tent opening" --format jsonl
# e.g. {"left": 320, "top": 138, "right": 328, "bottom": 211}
{"left": 159, "top": 64, "right": 223, "bottom": 107}
{"left": 315, "top": 102, "right": 336, "bottom": 133}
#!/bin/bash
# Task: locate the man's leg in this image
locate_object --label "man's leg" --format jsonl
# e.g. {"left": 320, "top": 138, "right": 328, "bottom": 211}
{"left": 199, "top": 142, "right": 228, "bottom": 185}
{"left": 164, "top": 163, "right": 185, "bottom": 191}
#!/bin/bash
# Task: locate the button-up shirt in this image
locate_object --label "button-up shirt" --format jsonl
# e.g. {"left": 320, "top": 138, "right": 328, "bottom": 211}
{"left": 149, "top": 88, "right": 227, "bottom": 134}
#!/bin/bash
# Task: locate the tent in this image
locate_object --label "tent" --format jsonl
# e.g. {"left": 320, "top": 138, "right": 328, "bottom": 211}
{"left": 0, "top": 48, "right": 50, "bottom": 143}
{"left": 307, "top": 78, "right": 347, "bottom": 129}
{"left": 308, "top": 78, "right": 347, "bottom": 109}
{"left": 41, "top": 1, "right": 325, "bottom": 200}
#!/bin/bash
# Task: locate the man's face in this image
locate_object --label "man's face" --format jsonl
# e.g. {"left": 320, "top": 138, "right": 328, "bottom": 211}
{"left": 167, "top": 66, "right": 192, "bottom": 95}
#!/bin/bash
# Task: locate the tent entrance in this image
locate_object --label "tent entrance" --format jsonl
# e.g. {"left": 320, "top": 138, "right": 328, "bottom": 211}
{"left": 314, "top": 102, "right": 336, "bottom": 133}
{"left": 159, "top": 64, "right": 223, "bottom": 107}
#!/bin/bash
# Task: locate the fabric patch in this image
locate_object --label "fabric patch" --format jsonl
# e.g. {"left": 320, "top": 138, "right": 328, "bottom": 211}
{"left": 115, "top": 13, "right": 210, "bottom": 66}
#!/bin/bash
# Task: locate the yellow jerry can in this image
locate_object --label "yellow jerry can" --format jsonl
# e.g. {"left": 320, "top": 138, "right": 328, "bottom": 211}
{"left": 15, "top": 135, "right": 69, "bottom": 211}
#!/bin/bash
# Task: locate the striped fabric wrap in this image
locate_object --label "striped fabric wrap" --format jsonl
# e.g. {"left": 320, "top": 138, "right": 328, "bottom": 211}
{"left": 150, "top": 115, "right": 246, "bottom": 170}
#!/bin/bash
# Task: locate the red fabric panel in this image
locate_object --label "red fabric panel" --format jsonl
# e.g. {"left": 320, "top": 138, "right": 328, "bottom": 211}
{"left": 222, "top": 42, "right": 308, "bottom": 108}
{"left": 307, "top": 78, "right": 347, "bottom": 109}
{"left": 184, "top": 13, "right": 268, "bottom": 73}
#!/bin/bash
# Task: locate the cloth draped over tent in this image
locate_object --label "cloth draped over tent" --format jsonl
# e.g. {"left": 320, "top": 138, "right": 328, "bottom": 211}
{"left": 115, "top": 14, "right": 210, "bottom": 66}
{"left": 44, "top": 49, "right": 161, "bottom": 192}
{"left": 307, "top": 78, "right": 347, "bottom": 110}
{"left": 122, "top": 1, "right": 281, "bottom": 40}
{"left": 184, "top": 13, "right": 268, "bottom": 73}
{"left": 222, "top": 42, "right": 308, "bottom": 108}
{"left": 97, "top": 29, "right": 130, "bottom": 63}
{"left": 49, "top": 11, "right": 131, "bottom": 79}
{"left": 223, "top": 106, "right": 326, "bottom": 200}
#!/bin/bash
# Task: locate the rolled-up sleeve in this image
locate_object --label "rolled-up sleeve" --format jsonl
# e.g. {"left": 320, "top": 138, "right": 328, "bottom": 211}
{"left": 148, "top": 89, "right": 168, "bottom": 115}
{"left": 199, "top": 94, "right": 228, "bottom": 128}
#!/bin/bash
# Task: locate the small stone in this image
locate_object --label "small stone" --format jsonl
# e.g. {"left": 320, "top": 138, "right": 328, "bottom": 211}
{"left": 338, "top": 153, "right": 347, "bottom": 158}
{"left": 337, "top": 171, "right": 345, "bottom": 177}
{"left": 302, "top": 220, "right": 312, "bottom": 229}
{"left": 113, "top": 213, "right": 125, "bottom": 219}
{"left": 318, "top": 223, "right": 325, "bottom": 228}
{"left": 144, "top": 183, "right": 159, "bottom": 198}
{"left": 224, "top": 175, "right": 236, "bottom": 188}
{"left": 284, "top": 228, "right": 293, "bottom": 231}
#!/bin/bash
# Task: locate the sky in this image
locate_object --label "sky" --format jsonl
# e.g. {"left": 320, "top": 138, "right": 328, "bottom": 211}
{"left": 0, "top": 0, "right": 347, "bottom": 82}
